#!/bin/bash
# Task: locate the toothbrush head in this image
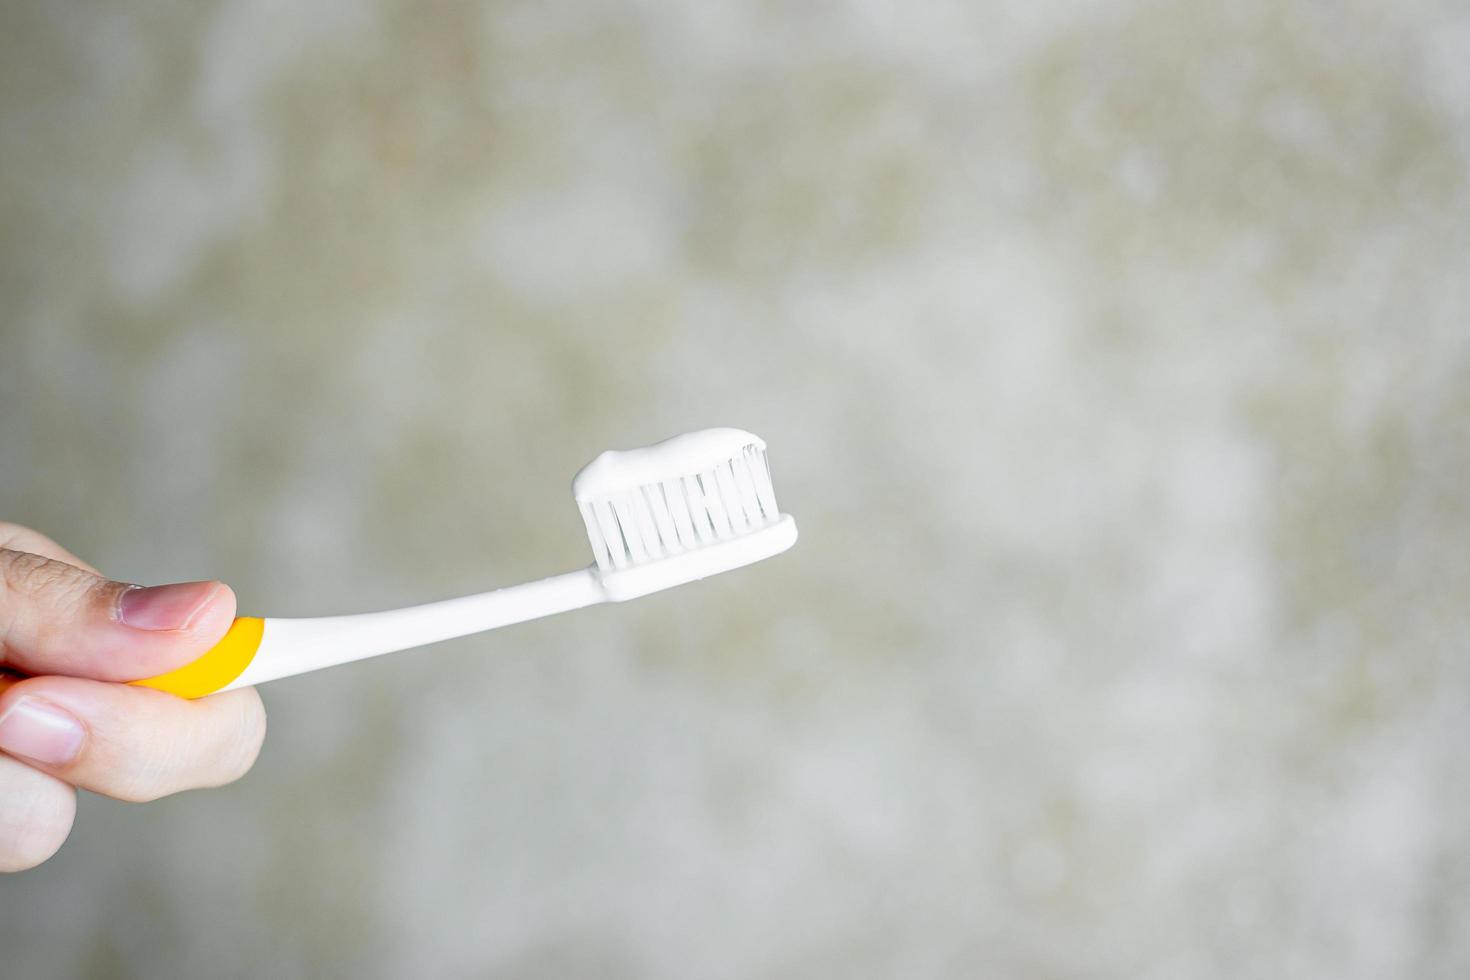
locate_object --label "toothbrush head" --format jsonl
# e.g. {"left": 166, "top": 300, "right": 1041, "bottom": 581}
{"left": 573, "top": 428, "right": 798, "bottom": 601}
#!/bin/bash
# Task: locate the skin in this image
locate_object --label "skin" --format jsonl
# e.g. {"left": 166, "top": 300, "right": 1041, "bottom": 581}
{"left": 0, "top": 522, "right": 266, "bottom": 872}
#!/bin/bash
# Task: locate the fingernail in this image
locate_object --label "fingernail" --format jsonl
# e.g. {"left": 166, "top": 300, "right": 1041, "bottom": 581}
{"left": 117, "top": 581, "right": 221, "bottom": 632}
{"left": 0, "top": 697, "right": 85, "bottom": 765}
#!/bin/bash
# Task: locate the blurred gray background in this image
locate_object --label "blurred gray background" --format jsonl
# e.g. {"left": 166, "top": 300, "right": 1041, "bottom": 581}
{"left": 2, "top": 0, "right": 1469, "bottom": 976}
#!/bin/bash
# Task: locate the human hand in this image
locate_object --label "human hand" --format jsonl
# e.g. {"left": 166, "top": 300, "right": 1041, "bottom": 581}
{"left": 0, "top": 523, "right": 266, "bottom": 872}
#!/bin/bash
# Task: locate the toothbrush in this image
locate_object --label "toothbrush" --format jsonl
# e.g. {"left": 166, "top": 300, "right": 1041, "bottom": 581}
{"left": 129, "top": 428, "right": 797, "bottom": 699}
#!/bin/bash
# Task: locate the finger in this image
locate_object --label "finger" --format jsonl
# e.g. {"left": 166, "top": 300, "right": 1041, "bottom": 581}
{"left": 0, "top": 753, "right": 76, "bottom": 872}
{"left": 0, "top": 522, "right": 101, "bottom": 575}
{"left": 0, "top": 676, "right": 266, "bottom": 803}
{"left": 0, "top": 548, "right": 236, "bottom": 681}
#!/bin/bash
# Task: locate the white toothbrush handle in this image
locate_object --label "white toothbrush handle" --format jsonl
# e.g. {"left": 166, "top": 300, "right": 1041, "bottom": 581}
{"left": 131, "top": 569, "right": 606, "bottom": 698}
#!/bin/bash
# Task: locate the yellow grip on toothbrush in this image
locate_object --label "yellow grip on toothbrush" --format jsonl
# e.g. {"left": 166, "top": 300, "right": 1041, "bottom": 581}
{"left": 130, "top": 617, "right": 265, "bottom": 699}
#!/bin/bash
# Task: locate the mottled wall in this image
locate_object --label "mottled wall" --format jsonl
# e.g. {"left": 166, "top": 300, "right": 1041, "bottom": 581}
{"left": 2, "top": 0, "right": 1469, "bottom": 977}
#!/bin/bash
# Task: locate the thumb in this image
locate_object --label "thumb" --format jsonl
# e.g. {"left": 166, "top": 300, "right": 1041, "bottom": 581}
{"left": 0, "top": 549, "right": 235, "bottom": 682}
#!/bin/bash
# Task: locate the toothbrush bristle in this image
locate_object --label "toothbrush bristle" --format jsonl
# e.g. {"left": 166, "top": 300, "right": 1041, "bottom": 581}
{"left": 577, "top": 443, "right": 781, "bottom": 573}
